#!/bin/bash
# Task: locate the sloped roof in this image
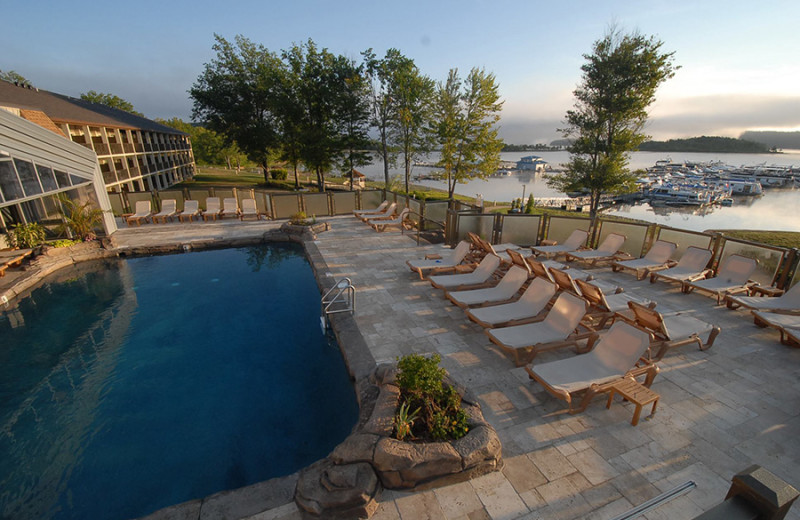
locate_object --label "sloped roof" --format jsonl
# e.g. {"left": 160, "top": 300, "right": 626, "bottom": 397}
{"left": 19, "top": 109, "right": 67, "bottom": 137}
{"left": 0, "top": 80, "right": 186, "bottom": 135}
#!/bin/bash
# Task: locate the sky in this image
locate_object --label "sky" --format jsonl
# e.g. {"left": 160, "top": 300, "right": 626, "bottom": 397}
{"left": 3, "top": 0, "right": 799, "bottom": 145}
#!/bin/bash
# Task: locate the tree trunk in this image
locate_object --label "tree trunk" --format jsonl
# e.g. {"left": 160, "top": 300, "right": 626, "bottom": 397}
{"left": 261, "top": 156, "right": 271, "bottom": 183}
{"left": 404, "top": 153, "right": 411, "bottom": 194}
{"left": 317, "top": 167, "right": 325, "bottom": 193}
{"left": 381, "top": 135, "right": 390, "bottom": 186}
{"left": 293, "top": 163, "right": 300, "bottom": 190}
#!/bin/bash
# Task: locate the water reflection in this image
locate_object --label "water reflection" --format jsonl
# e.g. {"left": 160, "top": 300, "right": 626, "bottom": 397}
{"left": 605, "top": 189, "right": 800, "bottom": 232}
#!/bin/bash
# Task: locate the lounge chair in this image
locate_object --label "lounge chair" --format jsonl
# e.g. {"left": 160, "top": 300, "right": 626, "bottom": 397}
{"left": 429, "top": 254, "right": 501, "bottom": 291}
{"left": 626, "top": 301, "right": 721, "bottom": 360}
{"left": 531, "top": 229, "right": 589, "bottom": 259}
{"left": 370, "top": 208, "right": 410, "bottom": 232}
{"left": 565, "top": 233, "right": 627, "bottom": 266}
{"left": 446, "top": 265, "right": 528, "bottom": 309}
{"left": 202, "top": 197, "right": 223, "bottom": 221}
{"left": 126, "top": 200, "right": 151, "bottom": 226}
{"left": 506, "top": 249, "right": 534, "bottom": 277}
{"left": 752, "top": 311, "right": 800, "bottom": 346}
{"left": 682, "top": 254, "right": 758, "bottom": 304}
{"left": 649, "top": 246, "right": 713, "bottom": 286}
{"left": 524, "top": 321, "right": 659, "bottom": 414}
{"left": 239, "top": 198, "right": 262, "bottom": 220}
{"left": 407, "top": 241, "right": 472, "bottom": 279}
{"left": 222, "top": 197, "right": 240, "bottom": 219}
{"left": 466, "top": 277, "right": 557, "bottom": 328}
{"left": 550, "top": 267, "right": 622, "bottom": 297}
{"left": 361, "top": 202, "right": 396, "bottom": 223}
{"left": 152, "top": 199, "right": 178, "bottom": 223}
{"left": 0, "top": 248, "right": 33, "bottom": 277}
{"left": 724, "top": 282, "right": 800, "bottom": 313}
{"left": 526, "top": 258, "right": 558, "bottom": 283}
{"left": 353, "top": 200, "right": 389, "bottom": 219}
{"left": 179, "top": 200, "right": 200, "bottom": 222}
{"left": 485, "top": 291, "right": 592, "bottom": 366}
{"left": 468, "top": 233, "right": 520, "bottom": 264}
{"left": 574, "top": 278, "right": 654, "bottom": 329}
{"left": 611, "top": 240, "right": 678, "bottom": 280}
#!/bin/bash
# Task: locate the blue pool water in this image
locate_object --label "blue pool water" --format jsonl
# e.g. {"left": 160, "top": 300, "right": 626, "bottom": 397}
{"left": 0, "top": 244, "right": 359, "bottom": 520}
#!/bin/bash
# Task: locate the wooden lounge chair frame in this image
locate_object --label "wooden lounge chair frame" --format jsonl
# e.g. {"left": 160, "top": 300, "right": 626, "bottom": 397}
{"left": 682, "top": 254, "right": 759, "bottom": 304}
{"left": 407, "top": 241, "right": 474, "bottom": 279}
{"left": 362, "top": 202, "right": 397, "bottom": 223}
{"left": 0, "top": 249, "right": 34, "bottom": 277}
{"left": 465, "top": 277, "right": 557, "bottom": 329}
{"left": 574, "top": 278, "right": 653, "bottom": 329}
{"left": 485, "top": 292, "right": 595, "bottom": 366}
{"left": 649, "top": 246, "right": 713, "bottom": 286}
{"left": 625, "top": 300, "right": 721, "bottom": 360}
{"left": 564, "top": 232, "right": 627, "bottom": 267}
{"left": 611, "top": 240, "right": 678, "bottom": 280}
{"left": 525, "top": 322, "right": 659, "bottom": 414}
{"left": 353, "top": 200, "right": 389, "bottom": 219}
{"left": 179, "top": 200, "right": 200, "bottom": 222}
{"left": 239, "top": 198, "right": 263, "bottom": 220}
{"left": 370, "top": 208, "right": 410, "bottom": 232}
{"left": 152, "top": 199, "right": 178, "bottom": 224}
{"left": 125, "top": 200, "right": 152, "bottom": 226}
{"left": 202, "top": 197, "right": 223, "bottom": 221}
{"left": 752, "top": 311, "right": 800, "bottom": 347}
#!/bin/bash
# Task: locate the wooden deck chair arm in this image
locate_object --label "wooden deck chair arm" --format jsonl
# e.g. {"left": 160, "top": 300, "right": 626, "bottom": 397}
{"left": 627, "top": 363, "right": 660, "bottom": 388}
{"left": 473, "top": 296, "right": 520, "bottom": 309}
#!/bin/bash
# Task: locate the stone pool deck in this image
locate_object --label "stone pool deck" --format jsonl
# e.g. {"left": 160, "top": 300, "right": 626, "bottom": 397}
{"left": 16, "top": 215, "right": 799, "bottom": 520}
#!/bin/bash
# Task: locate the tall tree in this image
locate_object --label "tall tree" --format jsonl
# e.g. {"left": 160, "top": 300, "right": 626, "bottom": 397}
{"left": 336, "top": 59, "right": 372, "bottom": 190}
{"left": 391, "top": 64, "right": 434, "bottom": 193}
{"left": 191, "top": 34, "right": 283, "bottom": 183}
{"left": 431, "top": 68, "right": 504, "bottom": 198}
{"left": 362, "top": 49, "right": 414, "bottom": 186}
{"left": 80, "top": 90, "right": 143, "bottom": 116}
{"left": 547, "top": 27, "right": 677, "bottom": 222}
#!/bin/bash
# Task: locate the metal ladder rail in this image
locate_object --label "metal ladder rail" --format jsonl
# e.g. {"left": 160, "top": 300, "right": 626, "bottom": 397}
{"left": 321, "top": 278, "right": 355, "bottom": 329}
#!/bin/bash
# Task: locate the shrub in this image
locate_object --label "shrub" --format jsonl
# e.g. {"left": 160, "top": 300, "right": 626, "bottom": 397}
{"left": 56, "top": 195, "right": 103, "bottom": 241}
{"left": 8, "top": 222, "right": 46, "bottom": 249}
{"left": 524, "top": 194, "right": 535, "bottom": 214}
{"left": 393, "top": 354, "right": 469, "bottom": 442}
{"left": 50, "top": 239, "right": 79, "bottom": 248}
{"left": 270, "top": 168, "right": 288, "bottom": 180}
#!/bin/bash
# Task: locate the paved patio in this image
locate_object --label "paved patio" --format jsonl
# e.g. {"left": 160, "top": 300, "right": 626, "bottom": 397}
{"left": 49, "top": 216, "right": 800, "bottom": 519}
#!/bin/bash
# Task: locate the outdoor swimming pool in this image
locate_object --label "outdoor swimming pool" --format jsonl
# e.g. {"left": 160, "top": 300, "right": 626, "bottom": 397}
{"left": 0, "top": 243, "right": 359, "bottom": 520}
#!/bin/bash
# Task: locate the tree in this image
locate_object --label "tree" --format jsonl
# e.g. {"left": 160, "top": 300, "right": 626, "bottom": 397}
{"left": 336, "top": 59, "right": 372, "bottom": 190}
{"left": 362, "top": 49, "right": 414, "bottom": 186}
{"left": 431, "top": 68, "right": 503, "bottom": 198}
{"left": 283, "top": 40, "right": 363, "bottom": 192}
{"left": 191, "top": 34, "right": 283, "bottom": 183}
{"left": 391, "top": 63, "right": 435, "bottom": 193}
{"left": 546, "top": 27, "right": 677, "bottom": 223}
{"left": 156, "top": 117, "right": 246, "bottom": 167}
{"left": 0, "top": 70, "right": 30, "bottom": 85}
{"left": 80, "top": 91, "right": 143, "bottom": 116}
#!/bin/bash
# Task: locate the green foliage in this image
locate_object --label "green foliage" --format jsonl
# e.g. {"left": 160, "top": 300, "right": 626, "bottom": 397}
{"left": 394, "top": 354, "right": 469, "bottom": 442}
{"left": 549, "top": 27, "right": 678, "bottom": 222}
{"left": 56, "top": 195, "right": 103, "bottom": 241}
{"left": 638, "top": 136, "right": 769, "bottom": 153}
{"left": 191, "top": 35, "right": 284, "bottom": 182}
{"left": 362, "top": 48, "right": 415, "bottom": 186}
{"left": 8, "top": 222, "right": 46, "bottom": 249}
{"left": 394, "top": 401, "right": 421, "bottom": 441}
{"left": 50, "top": 239, "right": 79, "bottom": 248}
{"left": 0, "top": 70, "right": 30, "bottom": 85}
{"left": 524, "top": 194, "right": 536, "bottom": 214}
{"left": 431, "top": 68, "right": 504, "bottom": 198}
{"left": 80, "top": 90, "right": 143, "bottom": 116}
{"left": 270, "top": 168, "right": 288, "bottom": 180}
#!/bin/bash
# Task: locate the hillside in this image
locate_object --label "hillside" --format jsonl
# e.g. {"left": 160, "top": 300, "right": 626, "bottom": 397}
{"left": 740, "top": 130, "right": 800, "bottom": 150}
{"left": 637, "top": 136, "right": 770, "bottom": 153}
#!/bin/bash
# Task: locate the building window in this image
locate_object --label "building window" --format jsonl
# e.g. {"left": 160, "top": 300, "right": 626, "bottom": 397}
{"left": 0, "top": 160, "right": 23, "bottom": 201}
{"left": 36, "top": 164, "right": 58, "bottom": 192}
{"left": 14, "top": 158, "right": 43, "bottom": 197}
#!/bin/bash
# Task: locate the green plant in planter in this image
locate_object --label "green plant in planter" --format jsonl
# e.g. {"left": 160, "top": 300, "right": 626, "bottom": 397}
{"left": 8, "top": 222, "right": 46, "bottom": 249}
{"left": 394, "top": 401, "right": 421, "bottom": 441}
{"left": 394, "top": 354, "right": 469, "bottom": 442}
{"left": 56, "top": 195, "right": 103, "bottom": 241}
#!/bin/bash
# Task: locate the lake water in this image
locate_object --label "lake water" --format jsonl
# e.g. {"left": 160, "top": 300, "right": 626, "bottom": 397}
{"left": 359, "top": 150, "right": 800, "bottom": 232}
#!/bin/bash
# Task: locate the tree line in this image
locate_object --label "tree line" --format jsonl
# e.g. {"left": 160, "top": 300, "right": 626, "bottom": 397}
{"left": 190, "top": 36, "right": 503, "bottom": 196}
{"left": 638, "top": 136, "right": 769, "bottom": 153}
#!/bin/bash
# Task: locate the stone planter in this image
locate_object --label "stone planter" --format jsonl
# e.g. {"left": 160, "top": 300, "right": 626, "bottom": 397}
{"left": 295, "top": 366, "right": 502, "bottom": 518}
